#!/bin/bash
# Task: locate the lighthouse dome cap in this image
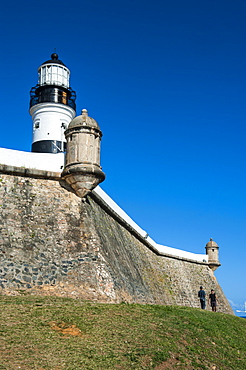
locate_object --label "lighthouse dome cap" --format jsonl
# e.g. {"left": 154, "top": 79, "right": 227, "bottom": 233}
{"left": 41, "top": 53, "right": 66, "bottom": 67}
{"left": 206, "top": 238, "right": 218, "bottom": 247}
{"left": 68, "top": 109, "right": 100, "bottom": 130}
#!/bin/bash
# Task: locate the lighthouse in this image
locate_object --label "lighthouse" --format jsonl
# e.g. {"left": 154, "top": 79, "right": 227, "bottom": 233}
{"left": 29, "top": 53, "right": 76, "bottom": 153}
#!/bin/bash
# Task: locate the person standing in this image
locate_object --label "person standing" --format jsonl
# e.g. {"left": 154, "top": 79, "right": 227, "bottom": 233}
{"left": 198, "top": 286, "right": 206, "bottom": 309}
{"left": 209, "top": 289, "right": 218, "bottom": 312}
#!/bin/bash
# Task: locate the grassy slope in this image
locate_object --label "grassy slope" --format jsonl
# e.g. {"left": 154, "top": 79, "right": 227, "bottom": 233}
{"left": 0, "top": 296, "right": 245, "bottom": 370}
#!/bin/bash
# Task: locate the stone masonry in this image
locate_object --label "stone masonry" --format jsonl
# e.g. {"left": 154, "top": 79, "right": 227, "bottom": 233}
{"left": 0, "top": 168, "right": 233, "bottom": 314}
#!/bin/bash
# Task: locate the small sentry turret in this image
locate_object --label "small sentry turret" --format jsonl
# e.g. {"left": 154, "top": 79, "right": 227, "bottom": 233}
{"left": 205, "top": 238, "right": 221, "bottom": 271}
{"left": 61, "top": 109, "right": 105, "bottom": 198}
{"left": 29, "top": 53, "right": 76, "bottom": 153}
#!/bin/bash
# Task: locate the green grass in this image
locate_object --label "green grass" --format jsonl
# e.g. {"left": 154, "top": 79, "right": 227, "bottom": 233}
{"left": 0, "top": 296, "right": 245, "bottom": 369}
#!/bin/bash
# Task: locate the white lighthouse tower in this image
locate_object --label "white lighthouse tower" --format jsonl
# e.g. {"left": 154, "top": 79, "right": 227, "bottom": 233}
{"left": 29, "top": 53, "right": 76, "bottom": 153}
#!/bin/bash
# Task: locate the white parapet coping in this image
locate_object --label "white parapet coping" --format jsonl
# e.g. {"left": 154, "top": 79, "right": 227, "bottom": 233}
{"left": 0, "top": 148, "right": 65, "bottom": 172}
{"left": 94, "top": 186, "right": 208, "bottom": 263}
{"left": 0, "top": 147, "right": 208, "bottom": 263}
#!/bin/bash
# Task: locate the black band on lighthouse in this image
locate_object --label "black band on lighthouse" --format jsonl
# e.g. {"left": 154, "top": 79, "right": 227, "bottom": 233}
{"left": 31, "top": 140, "right": 66, "bottom": 153}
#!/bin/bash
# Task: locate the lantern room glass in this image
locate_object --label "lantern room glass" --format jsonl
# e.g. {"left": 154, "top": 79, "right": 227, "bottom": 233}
{"left": 38, "top": 64, "right": 70, "bottom": 88}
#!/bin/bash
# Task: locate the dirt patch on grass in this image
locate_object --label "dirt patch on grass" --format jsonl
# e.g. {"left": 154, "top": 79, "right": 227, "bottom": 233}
{"left": 49, "top": 321, "right": 83, "bottom": 337}
{"left": 154, "top": 356, "right": 196, "bottom": 370}
{"left": 154, "top": 357, "right": 179, "bottom": 369}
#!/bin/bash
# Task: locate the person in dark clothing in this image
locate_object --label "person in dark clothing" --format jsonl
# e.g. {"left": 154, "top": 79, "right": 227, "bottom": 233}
{"left": 209, "top": 289, "right": 218, "bottom": 312}
{"left": 198, "top": 286, "right": 206, "bottom": 309}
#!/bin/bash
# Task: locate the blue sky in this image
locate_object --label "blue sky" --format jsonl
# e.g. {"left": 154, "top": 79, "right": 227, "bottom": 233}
{"left": 0, "top": 0, "right": 245, "bottom": 314}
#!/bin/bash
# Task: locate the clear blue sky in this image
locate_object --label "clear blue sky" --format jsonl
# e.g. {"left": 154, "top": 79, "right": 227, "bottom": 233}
{"left": 0, "top": 0, "right": 245, "bottom": 314}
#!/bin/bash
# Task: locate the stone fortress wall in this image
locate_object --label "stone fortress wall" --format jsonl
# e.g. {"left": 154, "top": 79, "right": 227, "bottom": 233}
{"left": 0, "top": 166, "right": 233, "bottom": 314}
